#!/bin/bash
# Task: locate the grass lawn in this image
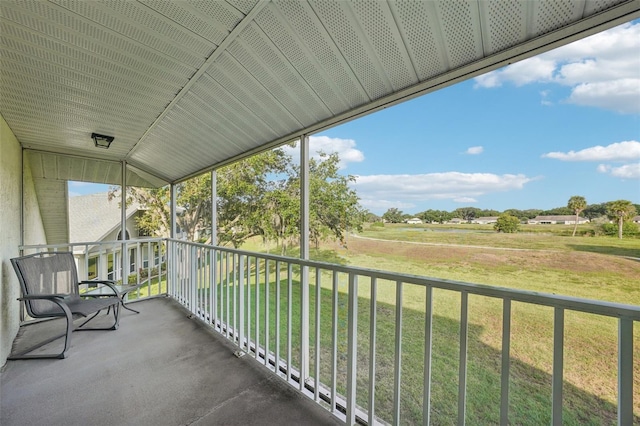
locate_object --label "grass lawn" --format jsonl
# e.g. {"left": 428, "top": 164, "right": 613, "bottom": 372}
{"left": 127, "top": 274, "right": 167, "bottom": 301}
{"left": 235, "top": 226, "right": 639, "bottom": 424}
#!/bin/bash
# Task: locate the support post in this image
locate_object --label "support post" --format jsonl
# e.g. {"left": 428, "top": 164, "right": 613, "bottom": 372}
{"left": 170, "top": 183, "right": 177, "bottom": 239}
{"left": 211, "top": 170, "right": 217, "bottom": 246}
{"left": 299, "top": 135, "right": 310, "bottom": 388}
{"left": 121, "top": 161, "right": 128, "bottom": 282}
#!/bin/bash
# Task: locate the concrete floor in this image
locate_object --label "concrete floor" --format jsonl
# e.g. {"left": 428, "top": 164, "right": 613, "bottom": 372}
{"left": 1, "top": 297, "right": 343, "bottom": 426}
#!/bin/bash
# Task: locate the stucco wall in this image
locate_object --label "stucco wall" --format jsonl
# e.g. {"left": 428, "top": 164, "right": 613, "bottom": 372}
{"left": 0, "top": 114, "right": 46, "bottom": 365}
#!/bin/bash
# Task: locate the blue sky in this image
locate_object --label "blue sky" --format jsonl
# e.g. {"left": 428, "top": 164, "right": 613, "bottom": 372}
{"left": 71, "top": 21, "right": 640, "bottom": 216}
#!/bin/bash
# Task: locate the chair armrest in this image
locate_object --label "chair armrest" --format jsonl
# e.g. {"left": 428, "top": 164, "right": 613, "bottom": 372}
{"left": 79, "top": 280, "right": 119, "bottom": 296}
{"left": 18, "top": 294, "right": 72, "bottom": 301}
{"left": 80, "top": 280, "right": 115, "bottom": 285}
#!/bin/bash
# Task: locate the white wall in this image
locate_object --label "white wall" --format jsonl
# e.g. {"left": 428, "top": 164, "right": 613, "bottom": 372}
{"left": 0, "top": 114, "right": 46, "bottom": 365}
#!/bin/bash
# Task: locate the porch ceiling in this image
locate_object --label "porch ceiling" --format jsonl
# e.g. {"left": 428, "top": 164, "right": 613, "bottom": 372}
{"left": 1, "top": 0, "right": 638, "bottom": 186}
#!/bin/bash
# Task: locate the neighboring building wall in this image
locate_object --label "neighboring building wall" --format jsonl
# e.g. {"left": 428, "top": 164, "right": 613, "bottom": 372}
{"left": 0, "top": 114, "right": 46, "bottom": 366}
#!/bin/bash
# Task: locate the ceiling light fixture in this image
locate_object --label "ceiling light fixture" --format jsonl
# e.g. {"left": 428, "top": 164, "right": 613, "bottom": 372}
{"left": 91, "top": 132, "right": 114, "bottom": 149}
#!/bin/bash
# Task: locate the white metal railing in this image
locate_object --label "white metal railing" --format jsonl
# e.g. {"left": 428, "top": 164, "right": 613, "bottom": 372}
{"left": 20, "top": 238, "right": 167, "bottom": 304}
{"left": 166, "top": 239, "right": 639, "bottom": 426}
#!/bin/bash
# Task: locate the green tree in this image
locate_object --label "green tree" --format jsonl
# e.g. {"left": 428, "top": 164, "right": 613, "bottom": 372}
{"left": 606, "top": 200, "right": 637, "bottom": 239}
{"left": 583, "top": 203, "right": 607, "bottom": 220}
{"left": 116, "top": 147, "right": 364, "bottom": 252}
{"left": 365, "top": 211, "right": 381, "bottom": 223}
{"left": 494, "top": 213, "right": 520, "bottom": 233}
{"left": 541, "top": 206, "right": 573, "bottom": 216}
{"left": 417, "top": 209, "right": 452, "bottom": 224}
{"left": 216, "top": 149, "right": 292, "bottom": 248}
{"left": 306, "top": 151, "right": 364, "bottom": 249}
{"left": 567, "top": 195, "right": 587, "bottom": 237}
{"left": 382, "top": 208, "right": 404, "bottom": 223}
{"left": 453, "top": 207, "right": 481, "bottom": 221}
{"left": 503, "top": 209, "right": 542, "bottom": 221}
{"left": 110, "top": 174, "right": 212, "bottom": 241}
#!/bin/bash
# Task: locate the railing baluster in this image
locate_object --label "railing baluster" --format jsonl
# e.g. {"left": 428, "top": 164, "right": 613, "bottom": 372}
{"left": 265, "top": 259, "right": 270, "bottom": 369}
{"left": 198, "top": 247, "right": 203, "bottom": 318}
{"left": 233, "top": 253, "right": 237, "bottom": 342}
{"left": 500, "top": 298, "right": 511, "bottom": 425}
{"left": 458, "top": 291, "right": 469, "bottom": 426}
{"left": 552, "top": 307, "right": 564, "bottom": 425}
{"left": 618, "top": 318, "right": 633, "bottom": 426}
{"left": 287, "top": 263, "right": 293, "bottom": 381}
{"left": 255, "top": 258, "right": 261, "bottom": 361}
{"left": 214, "top": 249, "right": 218, "bottom": 330}
{"left": 346, "top": 273, "right": 358, "bottom": 426}
{"left": 147, "top": 241, "right": 151, "bottom": 296}
{"left": 275, "top": 261, "right": 281, "bottom": 374}
{"left": 331, "top": 271, "right": 338, "bottom": 414}
{"left": 393, "top": 281, "right": 403, "bottom": 424}
{"left": 314, "top": 267, "right": 321, "bottom": 402}
{"left": 225, "top": 252, "right": 230, "bottom": 339}
{"left": 218, "top": 250, "right": 223, "bottom": 332}
{"left": 246, "top": 256, "right": 252, "bottom": 353}
{"left": 368, "top": 277, "right": 378, "bottom": 426}
{"left": 191, "top": 245, "right": 197, "bottom": 315}
{"left": 423, "top": 286, "right": 433, "bottom": 426}
{"left": 239, "top": 255, "right": 245, "bottom": 351}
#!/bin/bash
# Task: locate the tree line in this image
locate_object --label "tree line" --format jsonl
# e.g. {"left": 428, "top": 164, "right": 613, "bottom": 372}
{"left": 379, "top": 202, "right": 639, "bottom": 224}
{"left": 378, "top": 197, "right": 638, "bottom": 239}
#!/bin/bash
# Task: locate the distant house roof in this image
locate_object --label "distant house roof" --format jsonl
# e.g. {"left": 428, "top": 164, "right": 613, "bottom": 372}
{"left": 530, "top": 215, "right": 586, "bottom": 222}
{"left": 69, "top": 193, "right": 142, "bottom": 243}
{"left": 475, "top": 216, "right": 499, "bottom": 221}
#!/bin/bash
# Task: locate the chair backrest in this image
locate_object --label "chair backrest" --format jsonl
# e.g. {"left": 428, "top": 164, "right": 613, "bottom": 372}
{"left": 11, "top": 251, "right": 80, "bottom": 318}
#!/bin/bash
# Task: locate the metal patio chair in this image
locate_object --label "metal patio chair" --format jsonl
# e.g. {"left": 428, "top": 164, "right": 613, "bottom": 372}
{"left": 9, "top": 251, "right": 121, "bottom": 360}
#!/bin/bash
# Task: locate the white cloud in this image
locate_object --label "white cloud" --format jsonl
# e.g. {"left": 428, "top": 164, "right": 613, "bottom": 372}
{"left": 597, "top": 164, "right": 611, "bottom": 173}
{"left": 358, "top": 198, "right": 416, "bottom": 212}
{"left": 609, "top": 163, "right": 640, "bottom": 179}
{"left": 352, "top": 172, "right": 534, "bottom": 211}
{"left": 474, "top": 22, "right": 640, "bottom": 114}
{"left": 454, "top": 197, "right": 478, "bottom": 203}
{"left": 283, "top": 135, "right": 364, "bottom": 169}
{"left": 542, "top": 141, "right": 640, "bottom": 162}
{"left": 540, "top": 90, "right": 553, "bottom": 106}
{"left": 465, "top": 146, "right": 484, "bottom": 155}
{"left": 567, "top": 79, "right": 640, "bottom": 114}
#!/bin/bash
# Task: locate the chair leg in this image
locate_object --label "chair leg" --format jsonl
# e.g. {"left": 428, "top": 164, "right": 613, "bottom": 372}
{"left": 76, "top": 301, "right": 120, "bottom": 331}
{"left": 7, "top": 303, "right": 73, "bottom": 360}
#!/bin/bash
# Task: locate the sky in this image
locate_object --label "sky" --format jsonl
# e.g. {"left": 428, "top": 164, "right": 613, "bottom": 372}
{"left": 71, "top": 21, "right": 640, "bottom": 216}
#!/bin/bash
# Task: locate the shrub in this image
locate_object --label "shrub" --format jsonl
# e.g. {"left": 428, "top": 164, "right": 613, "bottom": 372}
{"left": 370, "top": 221, "right": 385, "bottom": 228}
{"left": 494, "top": 214, "right": 520, "bottom": 233}
{"left": 600, "top": 222, "right": 640, "bottom": 237}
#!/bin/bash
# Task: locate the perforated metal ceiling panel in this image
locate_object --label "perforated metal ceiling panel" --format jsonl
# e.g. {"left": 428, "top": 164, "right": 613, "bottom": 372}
{"left": 1, "top": 0, "right": 638, "bottom": 185}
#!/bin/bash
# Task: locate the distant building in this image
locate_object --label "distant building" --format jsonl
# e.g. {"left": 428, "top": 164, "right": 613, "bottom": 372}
{"left": 447, "top": 218, "right": 465, "bottom": 224}
{"left": 527, "top": 215, "right": 589, "bottom": 225}
{"left": 473, "top": 216, "right": 499, "bottom": 224}
{"left": 69, "top": 193, "right": 169, "bottom": 281}
{"left": 633, "top": 216, "right": 640, "bottom": 224}
{"left": 406, "top": 218, "right": 422, "bottom": 224}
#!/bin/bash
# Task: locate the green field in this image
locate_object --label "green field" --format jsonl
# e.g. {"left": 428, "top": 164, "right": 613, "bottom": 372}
{"left": 238, "top": 224, "right": 640, "bottom": 424}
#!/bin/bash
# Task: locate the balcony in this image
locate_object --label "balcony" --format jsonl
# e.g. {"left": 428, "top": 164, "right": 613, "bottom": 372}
{"left": 2, "top": 239, "right": 638, "bottom": 425}
{"left": 1, "top": 297, "right": 340, "bottom": 426}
